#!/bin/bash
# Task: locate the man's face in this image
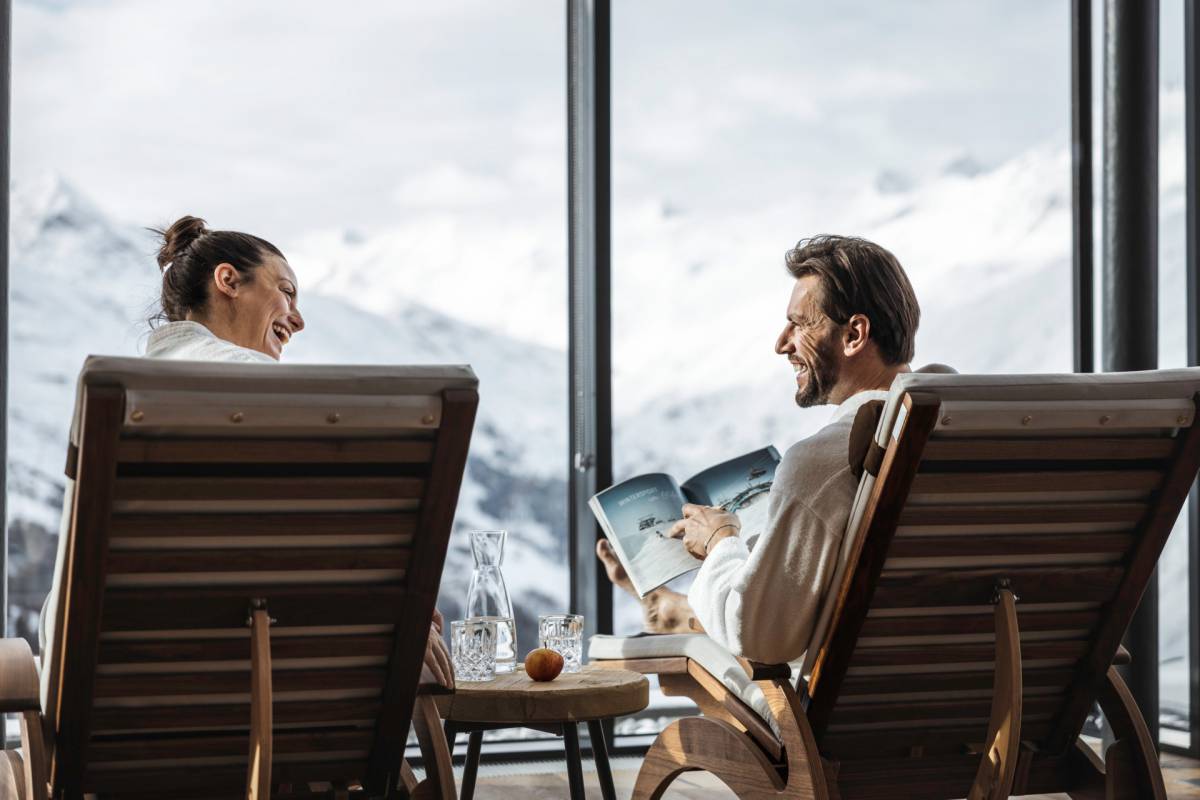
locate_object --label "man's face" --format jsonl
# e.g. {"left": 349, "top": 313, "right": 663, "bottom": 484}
{"left": 774, "top": 275, "right": 842, "bottom": 407}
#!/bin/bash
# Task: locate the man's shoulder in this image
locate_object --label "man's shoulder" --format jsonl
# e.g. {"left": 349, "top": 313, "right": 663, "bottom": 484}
{"left": 776, "top": 415, "right": 857, "bottom": 497}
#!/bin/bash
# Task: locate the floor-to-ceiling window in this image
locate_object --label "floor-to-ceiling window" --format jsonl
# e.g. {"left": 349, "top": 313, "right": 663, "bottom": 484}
{"left": 607, "top": 1, "right": 1072, "bottom": 726}
{"left": 8, "top": 0, "right": 568, "bottom": 679}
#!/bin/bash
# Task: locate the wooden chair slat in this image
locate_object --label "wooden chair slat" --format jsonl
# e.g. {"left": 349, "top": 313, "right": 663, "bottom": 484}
{"left": 98, "top": 634, "right": 394, "bottom": 665}
{"left": 847, "top": 641, "right": 1087, "bottom": 669}
{"left": 858, "top": 610, "right": 1098, "bottom": 639}
{"left": 827, "top": 694, "right": 1063, "bottom": 727}
{"left": 819, "top": 722, "right": 1054, "bottom": 761}
{"left": 88, "top": 730, "right": 373, "bottom": 763}
{"left": 114, "top": 476, "right": 425, "bottom": 502}
{"left": 110, "top": 511, "right": 416, "bottom": 539}
{"left": 90, "top": 699, "right": 381, "bottom": 734}
{"left": 886, "top": 533, "right": 1132, "bottom": 558}
{"left": 107, "top": 547, "right": 410, "bottom": 575}
{"left": 838, "top": 668, "right": 1075, "bottom": 698}
{"left": 117, "top": 437, "right": 434, "bottom": 464}
{"left": 897, "top": 502, "right": 1146, "bottom": 527}
{"left": 920, "top": 436, "right": 1175, "bottom": 462}
{"left": 909, "top": 469, "right": 1162, "bottom": 494}
{"left": 100, "top": 587, "right": 407, "bottom": 631}
{"left": 870, "top": 566, "right": 1123, "bottom": 608}
{"left": 94, "top": 667, "right": 387, "bottom": 699}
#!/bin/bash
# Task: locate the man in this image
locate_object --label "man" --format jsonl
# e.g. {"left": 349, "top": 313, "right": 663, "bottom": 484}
{"left": 597, "top": 234, "right": 922, "bottom": 665}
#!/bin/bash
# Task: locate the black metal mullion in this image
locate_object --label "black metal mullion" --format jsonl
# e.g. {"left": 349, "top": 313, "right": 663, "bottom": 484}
{"left": 1103, "top": 0, "right": 1161, "bottom": 745}
{"left": 1072, "top": 0, "right": 1095, "bottom": 374}
{"left": 566, "top": 0, "right": 613, "bottom": 644}
{"left": 1185, "top": 0, "right": 1200, "bottom": 760}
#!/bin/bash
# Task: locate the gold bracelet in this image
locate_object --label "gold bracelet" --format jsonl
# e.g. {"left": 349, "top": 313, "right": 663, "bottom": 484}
{"left": 704, "top": 524, "right": 740, "bottom": 556}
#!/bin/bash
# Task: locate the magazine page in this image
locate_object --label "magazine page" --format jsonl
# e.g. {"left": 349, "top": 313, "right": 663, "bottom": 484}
{"left": 681, "top": 446, "right": 782, "bottom": 543}
{"left": 588, "top": 473, "right": 700, "bottom": 597}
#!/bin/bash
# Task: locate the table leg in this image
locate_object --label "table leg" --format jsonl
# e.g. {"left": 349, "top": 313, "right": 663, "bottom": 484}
{"left": 562, "top": 723, "right": 586, "bottom": 799}
{"left": 461, "top": 730, "right": 483, "bottom": 800}
{"left": 586, "top": 720, "right": 616, "bottom": 800}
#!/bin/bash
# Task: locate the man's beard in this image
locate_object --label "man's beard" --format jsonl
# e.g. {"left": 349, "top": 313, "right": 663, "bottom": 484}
{"left": 794, "top": 331, "right": 841, "bottom": 408}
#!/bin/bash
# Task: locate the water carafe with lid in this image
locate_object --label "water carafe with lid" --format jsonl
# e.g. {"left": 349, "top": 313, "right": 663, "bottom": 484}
{"left": 465, "top": 530, "right": 516, "bottom": 673}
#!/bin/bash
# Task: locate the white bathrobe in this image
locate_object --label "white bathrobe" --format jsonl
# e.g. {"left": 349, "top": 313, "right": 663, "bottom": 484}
{"left": 144, "top": 320, "right": 277, "bottom": 363}
{"left": 688, "top": 389, "right": 888, "bottom": 665}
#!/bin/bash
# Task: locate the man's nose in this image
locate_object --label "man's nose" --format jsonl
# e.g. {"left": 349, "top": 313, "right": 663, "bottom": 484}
{"left": 774, "top": 327, "right": 792, "bottom": 354}
{"left": 289, "top": 308, "right": 305, "bottom": 333}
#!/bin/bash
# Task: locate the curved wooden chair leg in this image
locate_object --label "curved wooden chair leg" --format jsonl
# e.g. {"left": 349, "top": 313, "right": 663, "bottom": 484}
{"left": 632, "top": 664, "right": 830, "bottom": 800}
{"left": 633, "top": 716, "right": 786, "bottom": 800}
{"left": 246, "top": 606, "right": 273, "bottom": 800}
{"left": 968, "top": 586, "right": 1022, "bottom": 800}
{"left": 2, "top": 750, "right": 27, "bottom": 800}
{"left": 410, "top": 694, "right": 456, "bottom": 800}
{"left": 1096, "top": 666, "right": 1166, "bottom": 800}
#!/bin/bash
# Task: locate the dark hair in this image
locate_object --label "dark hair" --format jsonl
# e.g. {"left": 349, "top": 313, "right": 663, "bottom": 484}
{"left": 784, "top": 234, "right": 920, "bottom": 365}
{"left": 150, "top": 216, "right": 285, "bottom": 323}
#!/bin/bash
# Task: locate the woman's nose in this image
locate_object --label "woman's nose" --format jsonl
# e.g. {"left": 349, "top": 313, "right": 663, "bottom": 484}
{"left": 289, "top": 308, "right": 305, "bottom": 333}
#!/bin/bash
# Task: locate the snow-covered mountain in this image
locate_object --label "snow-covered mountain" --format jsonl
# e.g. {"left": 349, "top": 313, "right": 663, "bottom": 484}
{"left": 7, "top": 173, "right": 569, "bottom": 652}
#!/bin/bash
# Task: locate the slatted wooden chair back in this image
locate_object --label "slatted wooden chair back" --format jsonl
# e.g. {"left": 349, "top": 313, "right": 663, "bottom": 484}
{"left": 42, "top": 357, "right": 478, "bottom": 799}
{"left": 804, "top": 369, "right": 1200, "bottom": 796}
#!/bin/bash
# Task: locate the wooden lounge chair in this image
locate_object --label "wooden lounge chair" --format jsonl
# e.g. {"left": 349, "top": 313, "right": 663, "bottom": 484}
{"left": 0, "top": 357, "right": 478, "bottom": 799}
{"left": 593, "top": 368, "right": 1200, "bottom": 799}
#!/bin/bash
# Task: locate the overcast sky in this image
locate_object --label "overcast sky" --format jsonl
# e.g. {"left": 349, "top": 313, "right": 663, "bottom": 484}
{"left": 17, "top": 0, "right": 1185, "bottom": 247}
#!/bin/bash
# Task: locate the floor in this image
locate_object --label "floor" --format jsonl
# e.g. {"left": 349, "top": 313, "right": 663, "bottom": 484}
{"left": 460, "top": 752, "right": 1200, "bottom": 798}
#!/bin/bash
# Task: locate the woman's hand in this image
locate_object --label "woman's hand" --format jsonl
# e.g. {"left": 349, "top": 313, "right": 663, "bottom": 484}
{"left": 667, "top": 504, "right": 741, "bottom": 560}
{"left": 421, "top": 608, "right": 454, "bottom": 690}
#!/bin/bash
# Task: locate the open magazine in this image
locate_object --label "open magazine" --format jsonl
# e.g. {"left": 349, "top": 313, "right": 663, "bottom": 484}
{"left": 589, "top": 446, "right": 781, "bottom": 597}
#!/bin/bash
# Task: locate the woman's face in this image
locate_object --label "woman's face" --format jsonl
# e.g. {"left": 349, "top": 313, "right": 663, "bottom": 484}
{"left": 226, "top": 255, "right": 305, "bottom": 360}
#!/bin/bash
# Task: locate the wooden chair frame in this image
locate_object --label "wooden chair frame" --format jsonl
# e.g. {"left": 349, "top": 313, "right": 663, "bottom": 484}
{"left": 602, "top": 385, "right": 1200, "bottom": 800}
{"left": 0, "top": 360, "right": 478, "bottom": 799}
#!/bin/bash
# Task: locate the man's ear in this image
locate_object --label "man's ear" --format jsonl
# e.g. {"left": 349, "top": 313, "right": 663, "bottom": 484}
{"left": 212, "top": 263, "right": 240, "bottom": 299}
{"left": 843, "top": 313, "right": 871, "bottom": 357}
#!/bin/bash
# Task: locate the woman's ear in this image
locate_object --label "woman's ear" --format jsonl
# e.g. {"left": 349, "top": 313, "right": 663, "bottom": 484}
{"left": 843, "top": 313, "right": 871, "bottom": 357}
{"left": 212, "top": 263, "right": 240, "bottom": 299}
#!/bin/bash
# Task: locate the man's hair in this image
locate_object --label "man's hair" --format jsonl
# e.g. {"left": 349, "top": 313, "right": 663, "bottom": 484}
{"left": 784, "top": 234, "right": 920, "bottom": 365}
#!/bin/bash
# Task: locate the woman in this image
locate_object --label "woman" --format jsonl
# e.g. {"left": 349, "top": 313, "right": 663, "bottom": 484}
{"left": 147, "top": 215, "right": 454, "bottom": 688}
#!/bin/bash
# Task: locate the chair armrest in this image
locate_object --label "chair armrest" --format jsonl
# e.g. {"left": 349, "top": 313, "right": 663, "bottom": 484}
{"left": 746, "top": 661, "right": 792, "bottom": 682}
{"left": 591, "top": 656, "right": 691, "bottom": 675}
{"left": 0, "top": 639, "right": 40, "bottom": 713}
{"left": 1113, "top": 645, "right": 1131, "bottom": 666}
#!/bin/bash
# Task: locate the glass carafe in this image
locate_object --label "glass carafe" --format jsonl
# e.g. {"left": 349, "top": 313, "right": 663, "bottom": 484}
{"left": 465, "top": 530, "right": 516, "bottom": 673}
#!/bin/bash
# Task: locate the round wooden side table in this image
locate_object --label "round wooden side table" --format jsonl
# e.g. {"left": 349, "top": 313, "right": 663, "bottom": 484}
{"left": 434, "top": 664, "right": 649, "bottom": 800}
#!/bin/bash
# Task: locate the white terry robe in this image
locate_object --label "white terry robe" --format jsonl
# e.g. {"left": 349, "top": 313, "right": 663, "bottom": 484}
{"left": 144, "top": 319, "right": 277, "bottom": 363}
{"left": 687, "top": 389, "right": 888, "bottom": 666}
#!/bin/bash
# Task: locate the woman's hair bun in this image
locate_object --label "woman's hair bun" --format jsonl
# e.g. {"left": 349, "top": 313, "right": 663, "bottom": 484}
{"left": 155, "top": 215, "right": 209, "bottom": 271}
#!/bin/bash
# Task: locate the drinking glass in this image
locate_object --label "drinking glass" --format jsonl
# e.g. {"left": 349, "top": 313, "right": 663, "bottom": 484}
{"left": 538, "top": 613, "right": 584, "bottom": 673}
{"left": 451, "top": 618, "right": 498, "bottom": 682}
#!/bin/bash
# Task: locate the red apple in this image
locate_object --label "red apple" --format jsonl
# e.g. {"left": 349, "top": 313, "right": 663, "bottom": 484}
{"left": 525, "top": 648, "right": 565, "bottom": 682}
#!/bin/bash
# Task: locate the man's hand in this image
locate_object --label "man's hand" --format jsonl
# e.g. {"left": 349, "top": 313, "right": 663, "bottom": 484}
{"left": 421, "top": 608, "right": 454, "bottom": 690}
{"left": 667, "top": 504, "right": 741, "bottom": 560}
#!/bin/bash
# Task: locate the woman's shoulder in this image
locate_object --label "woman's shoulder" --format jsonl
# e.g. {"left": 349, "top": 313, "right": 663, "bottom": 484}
{"left": 146, "top": 321, "right": 274, "bottom": 364}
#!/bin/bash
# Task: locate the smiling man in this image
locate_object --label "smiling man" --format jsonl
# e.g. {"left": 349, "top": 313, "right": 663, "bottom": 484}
{"left": 597, "top": 234, "right": 925, "bottom": 664}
